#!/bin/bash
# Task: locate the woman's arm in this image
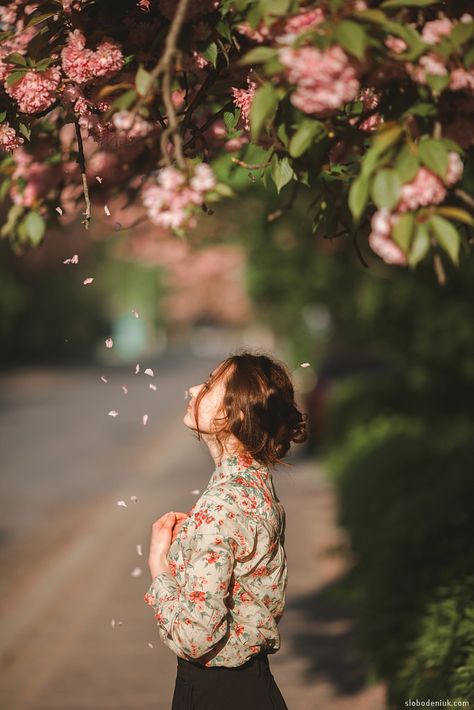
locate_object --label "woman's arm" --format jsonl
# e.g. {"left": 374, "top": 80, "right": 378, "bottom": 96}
{"left": 144, "top": 533, "right": 234, "bottom": 660}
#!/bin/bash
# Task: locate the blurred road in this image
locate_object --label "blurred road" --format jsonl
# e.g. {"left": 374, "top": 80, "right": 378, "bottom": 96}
{"left": 0, "top": 343, "right": 387, "bottom": 710}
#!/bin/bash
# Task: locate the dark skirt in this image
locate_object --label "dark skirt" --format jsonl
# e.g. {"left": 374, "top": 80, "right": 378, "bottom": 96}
{"left": 171, "top": 650, "right": 289, "bottom": 710}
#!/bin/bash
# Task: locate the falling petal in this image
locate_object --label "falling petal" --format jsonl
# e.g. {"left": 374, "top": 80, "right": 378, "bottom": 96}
{"left": 83, "top": 277, "right": 94, "bottom": 285}
{"left": 149, "top": 384, "right": 157, "bottom": 391}
{"left": 109, "top": 410, "right": 119, "bottom": 417}
{"left": 96, "top": 176, "right": 103, "bottom": 183}
{"left": 56, "top": 206, "right": 63, "bottom": 215}
{"left": 104, "top": 204, "right": 111, "bottom": 216}
{"left": 105, "top": 337, "right": 113, "bottom": 348}
{"left": 111, "top": 619, "right": 116, "bottom": 629}
{"left": 100, "top": 375, "right": 108, "bottom": 383}
{"left": 191, "top": 489, "right": 200, "bottom": 495}
{"left": 136, "top": 544, "right": 142, "bottom": 556}
{"left": 144, "top": 368, "right": 154, "bottom": 377}
{"left": 300, "top": 362, "right": 311, "bottom": 368}
{"left": 117, "top": 500, "right": 127, "bottom": 507}
{"left": 131, "top": 309, "right": 139, "bottom": 318}
{"left": 142, "top": 414, "right": 148, "bottom": 426}
{"left": 135, "top": 363, "right": 140, "bottom": 374}
{"left": 131, "top": 567, "right": 142, "bottom": 577}
{"left": 130, "top": 495, "right": 138, "bottom": 503}
{"left": 148, "top": 642, "right": 154, "bottom": 648}
{"left": 122, "top": 385, "right": 128, "bottom": 394}
{"left": 184, "top": 389, "right": 188, "bottom": 399}
{"left": 71, "top": 254, "right": 79, "bottom": 264}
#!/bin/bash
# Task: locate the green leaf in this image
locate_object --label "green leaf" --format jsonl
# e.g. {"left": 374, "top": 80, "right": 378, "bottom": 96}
{"left": 213, "top": 182, "right": 234, "bottom": 198}
{"left": 394, "top": 145, "right": 419, "bottom": 183}
{"left": 381, "top": 0, "right": 440, "bottom": 7}
{"left": 419, "top": 138, "right": 448, "bottom": 180}
{"left": 334, "top": 20, "right": 367, "bottom": 60}
{"left": 0, "top": 177, "right": 12, "bottom": 202}
{"left": 18, "top": 123, "right": 31, "bottom": 140}
{"left": 216, "top": 21, "right": 232, "bottom": 42}
{"left": 361, "top": 125, "right": 403, "bottom": 177}
{"left": 428, "top": 215, "right": 460, "bottom": 265}
{"left": 449, "top": 20, "right": 473, "bottom": 49}
{"left": 270, "top": 155, "right": 295, "bottom": 193}
{"left": 1, "top": 204, "right": 24, "bottom": 237}
{"left": 23, "top": 210, "right": 46, "bottom": 246}
{"left": 201, "top": 41, "right": 218, "bottom": 68}
{"left": 223, "top": 110, "right": 236, "bottom": 132}
{"left": 408, "top": 223, "right": 430, "bottom": 267}
{"left": 3, "top": 52, "right": 27, "bottom": 66}
{"left": 104, "top": 89, "right": 138, "bottom": 119}
{"left": 0, "top": 111, "right": 6, "bottom": 122}
{"left": 289, "top": 120, "right": 326, "bottom": 158}
{"left": 370, "top": 169, "right": 401, "bottom": 210}
{"left": 250, "top": 82, "right": 278, "bottom": 141}
{"left": 433, "top": 207, "right": 473, "bottom": 226}
{"left": 26, "top": 11, "right": 57, "bottom": 27}
{"left": 348, "top": 175, "right": 370, "bottom": 222}
{"left": 239, "top": 47, "right": 278, "bottom": 65}
{"left": 5, "top": 70, "right": 28, "bottom": 87}
{"left": 135, "top": 66, "right": 153, "bottom": 97}
{"left": 35, "top": 58, "right": 53, "bottom": 71}
{"left": 425, "top": 73, "right": 450, "bottom": 93}
{"left": 392, "top": 212, "right": 415, "bottom": 251}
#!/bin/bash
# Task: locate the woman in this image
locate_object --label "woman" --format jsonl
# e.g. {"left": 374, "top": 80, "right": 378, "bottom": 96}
{"left": 144, "top": 350, "right": 307, "bottom": 709}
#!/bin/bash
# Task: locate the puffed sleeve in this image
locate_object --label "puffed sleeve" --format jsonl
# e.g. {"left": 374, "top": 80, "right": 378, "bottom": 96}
{"left": 144, "top": 499, "right": 257, "bottom": 660}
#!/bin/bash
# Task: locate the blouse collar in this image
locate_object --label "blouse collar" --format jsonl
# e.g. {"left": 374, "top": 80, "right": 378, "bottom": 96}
{"left": 208, "top": 451, "right": 271, "bottom": 488}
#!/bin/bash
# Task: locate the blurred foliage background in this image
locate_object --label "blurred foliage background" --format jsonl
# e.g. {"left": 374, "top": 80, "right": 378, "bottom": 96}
{"left": 1, "top": 154, "right": 473, "bottom": 705}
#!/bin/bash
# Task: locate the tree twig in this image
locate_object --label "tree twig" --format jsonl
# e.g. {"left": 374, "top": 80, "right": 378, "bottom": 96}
{"left": 73, "top": 116, "right": 91, "bottom": 229}
{"left": 454, "top": 188, "right": 474, "bottom": 210}
{"left": 231, "top": 157, "right": 271, "bottom": 169}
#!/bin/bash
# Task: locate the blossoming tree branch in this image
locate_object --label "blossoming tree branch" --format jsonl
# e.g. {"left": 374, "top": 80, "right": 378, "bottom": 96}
{"left": 0, "top": 0, "right": 473, "bottom": 281}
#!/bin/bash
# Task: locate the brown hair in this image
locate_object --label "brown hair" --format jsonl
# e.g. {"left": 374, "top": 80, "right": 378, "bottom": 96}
{"left": 192, "top": 349, "right": 308, "bottom": 469}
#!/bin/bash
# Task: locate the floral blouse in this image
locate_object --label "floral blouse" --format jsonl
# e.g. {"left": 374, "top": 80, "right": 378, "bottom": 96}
{"left": 144, "top": 451, "right": 288, "bottom": 667}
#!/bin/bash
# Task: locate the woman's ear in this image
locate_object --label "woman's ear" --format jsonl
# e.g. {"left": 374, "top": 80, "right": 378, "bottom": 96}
{"left": 239, "top": 409, "right": 244, "bottom": 421}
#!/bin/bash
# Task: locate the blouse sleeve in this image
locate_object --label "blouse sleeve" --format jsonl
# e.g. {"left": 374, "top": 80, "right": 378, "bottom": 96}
{"left": 144, "top": 502, "right": 257, "bottom": 660}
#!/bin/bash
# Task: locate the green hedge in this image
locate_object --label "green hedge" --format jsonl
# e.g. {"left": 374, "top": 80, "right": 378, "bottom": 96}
{"left": 325, "top": 405, "right": 474, "bottom": 706}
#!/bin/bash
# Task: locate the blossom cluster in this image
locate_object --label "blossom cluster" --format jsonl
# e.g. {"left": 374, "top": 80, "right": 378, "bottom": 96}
{"left": 0, "top": 121, "right": 24, "bottom": 151}
{"left": 406, "top": 14, "right": 474, "bottom": 92}
{"left": 61, "top": 29, "right": 124, "bottom": 85}
{"left": 368, "top": 152, "right": 464, "bottom": 265}
{"left": 279, "top": 45, "right": 360, "bottom": 116}
{"left": 141, "top": 164, "right": 217, "bottom": 231}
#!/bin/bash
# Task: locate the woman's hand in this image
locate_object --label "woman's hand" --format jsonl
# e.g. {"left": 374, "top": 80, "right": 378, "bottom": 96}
{"left": 171, "top": 511, "right": 190, "bottom": 543}
{"left": 148, "top": 511, "right": 177, "bottom": 580}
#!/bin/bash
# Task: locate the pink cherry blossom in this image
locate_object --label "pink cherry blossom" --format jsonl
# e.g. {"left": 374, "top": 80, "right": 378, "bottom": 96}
{"left": 368, "top": 209, "right": 407, "bottom": 266}
{"left": 385, "top": 35, "right": 408, "bottom": 54}
{"left": 278, "top": 7, "right": 325, "bottom": 43}
{"left": 190, "top": 163, "right": 216, "bottom": 192}
{"left": 0, "top": 122, "right": 24, "bottom": 151}
{"left": 231, "top": 76, "right": 257, "bottom": 132}
{"left": 279, "top": 45, "right": 360, "bottom": 115}
{"left": 5, "top": 66, "right": 61, "bottom": 114}
{"left": 397, "top": 167, "right": 446, "bottom": 212}
{"left": 444, "top": 151, "right": 464, "bottom": 186}
{"left": 396, "top": 152, "right": 462, "bottom": 213}
{"left": 61, "top": 29, "right": 123, "bottom": 85}
{"left": 141, "top": 163, "right": 216, "bottom": 232}
{"left": 449, "top": 67, "right": 474, "bottom": 93}
{"left": 406, "top": 53, "right": 448, "bottom": 86}
{"left": 421, "top": 18, "right": 453, "bottom": 45}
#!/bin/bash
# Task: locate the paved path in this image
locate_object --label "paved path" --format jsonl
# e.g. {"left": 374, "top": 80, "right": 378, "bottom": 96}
{"left": 0, "top": 356, "right": 387, "bottom": 710}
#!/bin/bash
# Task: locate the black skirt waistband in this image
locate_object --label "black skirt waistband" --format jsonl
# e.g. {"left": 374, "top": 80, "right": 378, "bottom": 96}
{"left": 177, "top": 649, "right": 269, "bottom": 674}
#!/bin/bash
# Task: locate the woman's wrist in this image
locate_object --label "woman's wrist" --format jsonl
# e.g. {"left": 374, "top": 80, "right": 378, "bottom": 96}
{"left": 149, "top": 555, "right": 170, "bottom": 580}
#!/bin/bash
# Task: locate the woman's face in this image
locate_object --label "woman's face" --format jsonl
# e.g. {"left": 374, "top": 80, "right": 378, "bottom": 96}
{"left": 183, "top": 365, "right": 229, "bottom": 434}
